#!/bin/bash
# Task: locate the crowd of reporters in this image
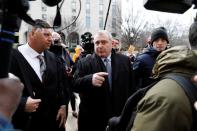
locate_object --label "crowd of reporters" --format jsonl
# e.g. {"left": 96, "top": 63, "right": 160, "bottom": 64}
{"left": 1, "top": 17, "right": 197, "bottom": 131}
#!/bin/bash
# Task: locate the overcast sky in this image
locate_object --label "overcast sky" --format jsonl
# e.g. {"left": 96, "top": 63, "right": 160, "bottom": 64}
{"left": 122, "top": 0, "right": 196, "bottom": 27}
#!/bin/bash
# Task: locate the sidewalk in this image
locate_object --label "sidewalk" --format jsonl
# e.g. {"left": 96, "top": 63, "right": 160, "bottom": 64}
{"left": 66, "top": 94, "right": 80, "bottom": 131}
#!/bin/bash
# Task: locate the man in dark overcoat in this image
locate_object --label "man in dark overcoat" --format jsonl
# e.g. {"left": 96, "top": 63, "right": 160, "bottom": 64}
{"left": 73, "top": 30, "right": 135, "bottom": 131}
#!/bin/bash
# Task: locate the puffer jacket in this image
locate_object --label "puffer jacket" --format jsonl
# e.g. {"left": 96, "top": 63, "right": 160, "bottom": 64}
{"left": 131, "top": 45, "right": 197, "bottom": 131}
{"left": 133, "top": 47, "right": 161, "bottom": 89}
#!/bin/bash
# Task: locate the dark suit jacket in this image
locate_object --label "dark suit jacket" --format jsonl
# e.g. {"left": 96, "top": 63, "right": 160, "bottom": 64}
{"left": 10, "top": 49, "right": 68, "bottom": 131}
{"left": 73, "top": 50, "right": 135, "bottom": 131}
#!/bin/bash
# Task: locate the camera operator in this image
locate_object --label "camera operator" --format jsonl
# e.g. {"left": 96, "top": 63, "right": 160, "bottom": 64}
{"left": 50, "top": 32, "right": 74, "bottom": 73}
{"left": 50, "top": 32, "right": 66, "bottom": 58}
{"left": 50, "top": 32, "right": 79, "bottom": 119}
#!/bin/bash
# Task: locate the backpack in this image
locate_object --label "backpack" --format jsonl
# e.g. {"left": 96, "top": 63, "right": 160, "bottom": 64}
{"left": 106, "top": 74, "right": 197, "bottom": 131}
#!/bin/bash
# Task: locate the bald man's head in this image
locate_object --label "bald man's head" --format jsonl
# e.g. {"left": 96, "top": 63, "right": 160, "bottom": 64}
{"left": 52, "top": 32, "right": 61, "bottom": 45}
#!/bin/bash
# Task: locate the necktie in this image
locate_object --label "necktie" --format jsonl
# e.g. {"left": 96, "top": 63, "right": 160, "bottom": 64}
{"left": 104, "top": 58, "right": 112, "bottom": 89}
{"left": 37, "top": 55, "right": 46, "bottom": 81}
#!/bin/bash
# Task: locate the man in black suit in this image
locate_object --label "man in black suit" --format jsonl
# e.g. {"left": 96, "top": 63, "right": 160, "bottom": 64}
{"left": 73, "top": 30, "right": 135, "bottom": 131}
{"left": 9, "top": 19, "right": 69, "bottom": 131}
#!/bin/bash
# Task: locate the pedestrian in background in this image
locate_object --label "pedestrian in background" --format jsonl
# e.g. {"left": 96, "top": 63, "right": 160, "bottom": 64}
{"left": 72, "top": 45, "right": 84, "bottom": 63}
{"left": 112, "top": 38, "right": 121, "bottom": 53}
{"left": 133, "top": 27, "right": 169, "bottom": 89}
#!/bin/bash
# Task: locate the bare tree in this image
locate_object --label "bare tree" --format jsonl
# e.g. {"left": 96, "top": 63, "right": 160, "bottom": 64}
{"left": 121, "top": 9, "right": 149, "bottom": 50}
{"left": 120, "top": 0, "right": 193, "bottom": 51}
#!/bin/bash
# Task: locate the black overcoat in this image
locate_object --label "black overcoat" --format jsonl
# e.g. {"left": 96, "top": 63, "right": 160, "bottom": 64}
{"left": 73, "top": 51, "right": 135, "bottom": 131}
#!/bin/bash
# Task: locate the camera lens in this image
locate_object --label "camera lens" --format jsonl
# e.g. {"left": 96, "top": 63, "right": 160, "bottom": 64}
{"left": 53, "top": 39, "right": 60, "bottom": 45}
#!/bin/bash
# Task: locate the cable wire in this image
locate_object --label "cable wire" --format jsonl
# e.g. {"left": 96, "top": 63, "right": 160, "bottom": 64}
{"left": 104, "top": 0, "right": 112, "bottom": 30}
{"left": 58, "top": 0, "right": 81, "bottom": 32}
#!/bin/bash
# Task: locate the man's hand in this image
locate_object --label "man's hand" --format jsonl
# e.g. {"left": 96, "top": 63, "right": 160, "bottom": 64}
{"left": 56, "top": 105, "right": 67, "bottom": 128}
{"left": 92, "top": 72, "right": 108, "bottom": 87}
{"left": 25, "top": 97, "right": 41, "bottom": 113}
{"left": 66, "top": 67, "right": 73, "bottom": 77}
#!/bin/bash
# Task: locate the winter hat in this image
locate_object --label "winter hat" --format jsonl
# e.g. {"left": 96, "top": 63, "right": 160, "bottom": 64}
{"left": 150, "top": 27, "right": 169, "bottom": 44}
{"left": 189, "top": 20, "right": 197, "bottom": 49}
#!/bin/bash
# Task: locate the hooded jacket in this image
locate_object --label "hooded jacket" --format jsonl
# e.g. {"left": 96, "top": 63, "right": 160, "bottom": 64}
{"left": 131, "top": 46, "right": 197, "bottom": 131}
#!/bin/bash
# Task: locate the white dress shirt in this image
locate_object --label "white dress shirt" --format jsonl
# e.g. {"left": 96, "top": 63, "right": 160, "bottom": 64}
{"left": 18, "top": 43, "right": 44, "bottom": 81}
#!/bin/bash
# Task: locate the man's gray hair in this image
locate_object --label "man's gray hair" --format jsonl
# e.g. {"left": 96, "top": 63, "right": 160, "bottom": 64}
{"left": 27, "top": 19, "right": 51, "bottom": 33}
{"left": 94, "top": 30, "right": 113, "bottom": 41}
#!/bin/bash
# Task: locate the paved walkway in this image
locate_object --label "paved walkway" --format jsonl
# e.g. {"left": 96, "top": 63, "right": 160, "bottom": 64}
{"left": 66, "top": 94, "right": 80, "bottom": 131}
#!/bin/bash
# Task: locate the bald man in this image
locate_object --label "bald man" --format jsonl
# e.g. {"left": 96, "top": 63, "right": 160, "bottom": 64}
{"left": 0, "top": 74, "right": 24, "bottom": 130}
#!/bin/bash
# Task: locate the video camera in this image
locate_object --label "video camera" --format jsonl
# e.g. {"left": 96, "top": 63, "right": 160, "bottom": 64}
{"left": 81, "top": 32, "right": 93, "bottom": 45}
{"left": 53, "top": 39, "right": 61, "bottom": 46}
{"left": 144, "top": 0, "right": 197, "bottom": 14}
{"left": 80, "top": 32, "right": 94, "bottom": 55}
{"left": 50, "top": 40, "right": 64, "bottom": 58}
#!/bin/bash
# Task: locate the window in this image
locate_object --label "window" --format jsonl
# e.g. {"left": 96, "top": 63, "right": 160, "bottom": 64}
{"left": 111, "top": 33, "right": 117, "bottom": 37}
{"left": 99, "top": 17, "right": 103, "bottom": 29}
{"left": 99, "top": 4, "right": 103, "bottom": 15}
{"left": 112, "top": 0, "right": 116, "bottom": 4}
{"left": 86, "top": 3, "right": 90, "bottom": 15}
{"left": 71, "top": 1, "right": 76, "bottom": 8}
{"left": 86, "top": 0, "right": 90, "bottom": 4}
{"left": 72, "top": 9, "right": 76, "bottom": 13}
{"left": 112, "top": 4, "right": 116, "bottom": 15}
{"left": 86, "top": 3, "right": 90, "bottom": 10}
{"left": 41, "top": 6, "right": 47, "bottom": 12}
{"left": 86, "top": 16, "right": 91, "bottom": 28}
{"left": 72, "top": 16, "right": 77, "bottom": 27}
{"left": 86, "top": 9, "right": 90, "bottom": 15}
{"left": 71, "top": 1, "right": 76, "bottom": 13}
{"left": 72, "top": 16, "right": 76, "bottom": 20}
{"left": 42, "top": 14, "right": 47, "bottom": 21}
{"left": 112, "top": 18, "right": 116, "bottom": 29}
{"left": 99, "top": 0, "right": 103, "bottom": 4}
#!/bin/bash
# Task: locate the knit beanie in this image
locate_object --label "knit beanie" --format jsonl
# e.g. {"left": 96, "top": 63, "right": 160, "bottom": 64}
{"left": 189, "top": 21, "right": 197, "bottom": 49}
{"left": 150, "top": 27, "right": 169, "bottom": 44}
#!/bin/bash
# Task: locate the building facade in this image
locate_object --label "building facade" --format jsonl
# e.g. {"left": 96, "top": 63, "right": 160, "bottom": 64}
{"left": 19, "top": 0, "right": 122, "bottom": 48}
